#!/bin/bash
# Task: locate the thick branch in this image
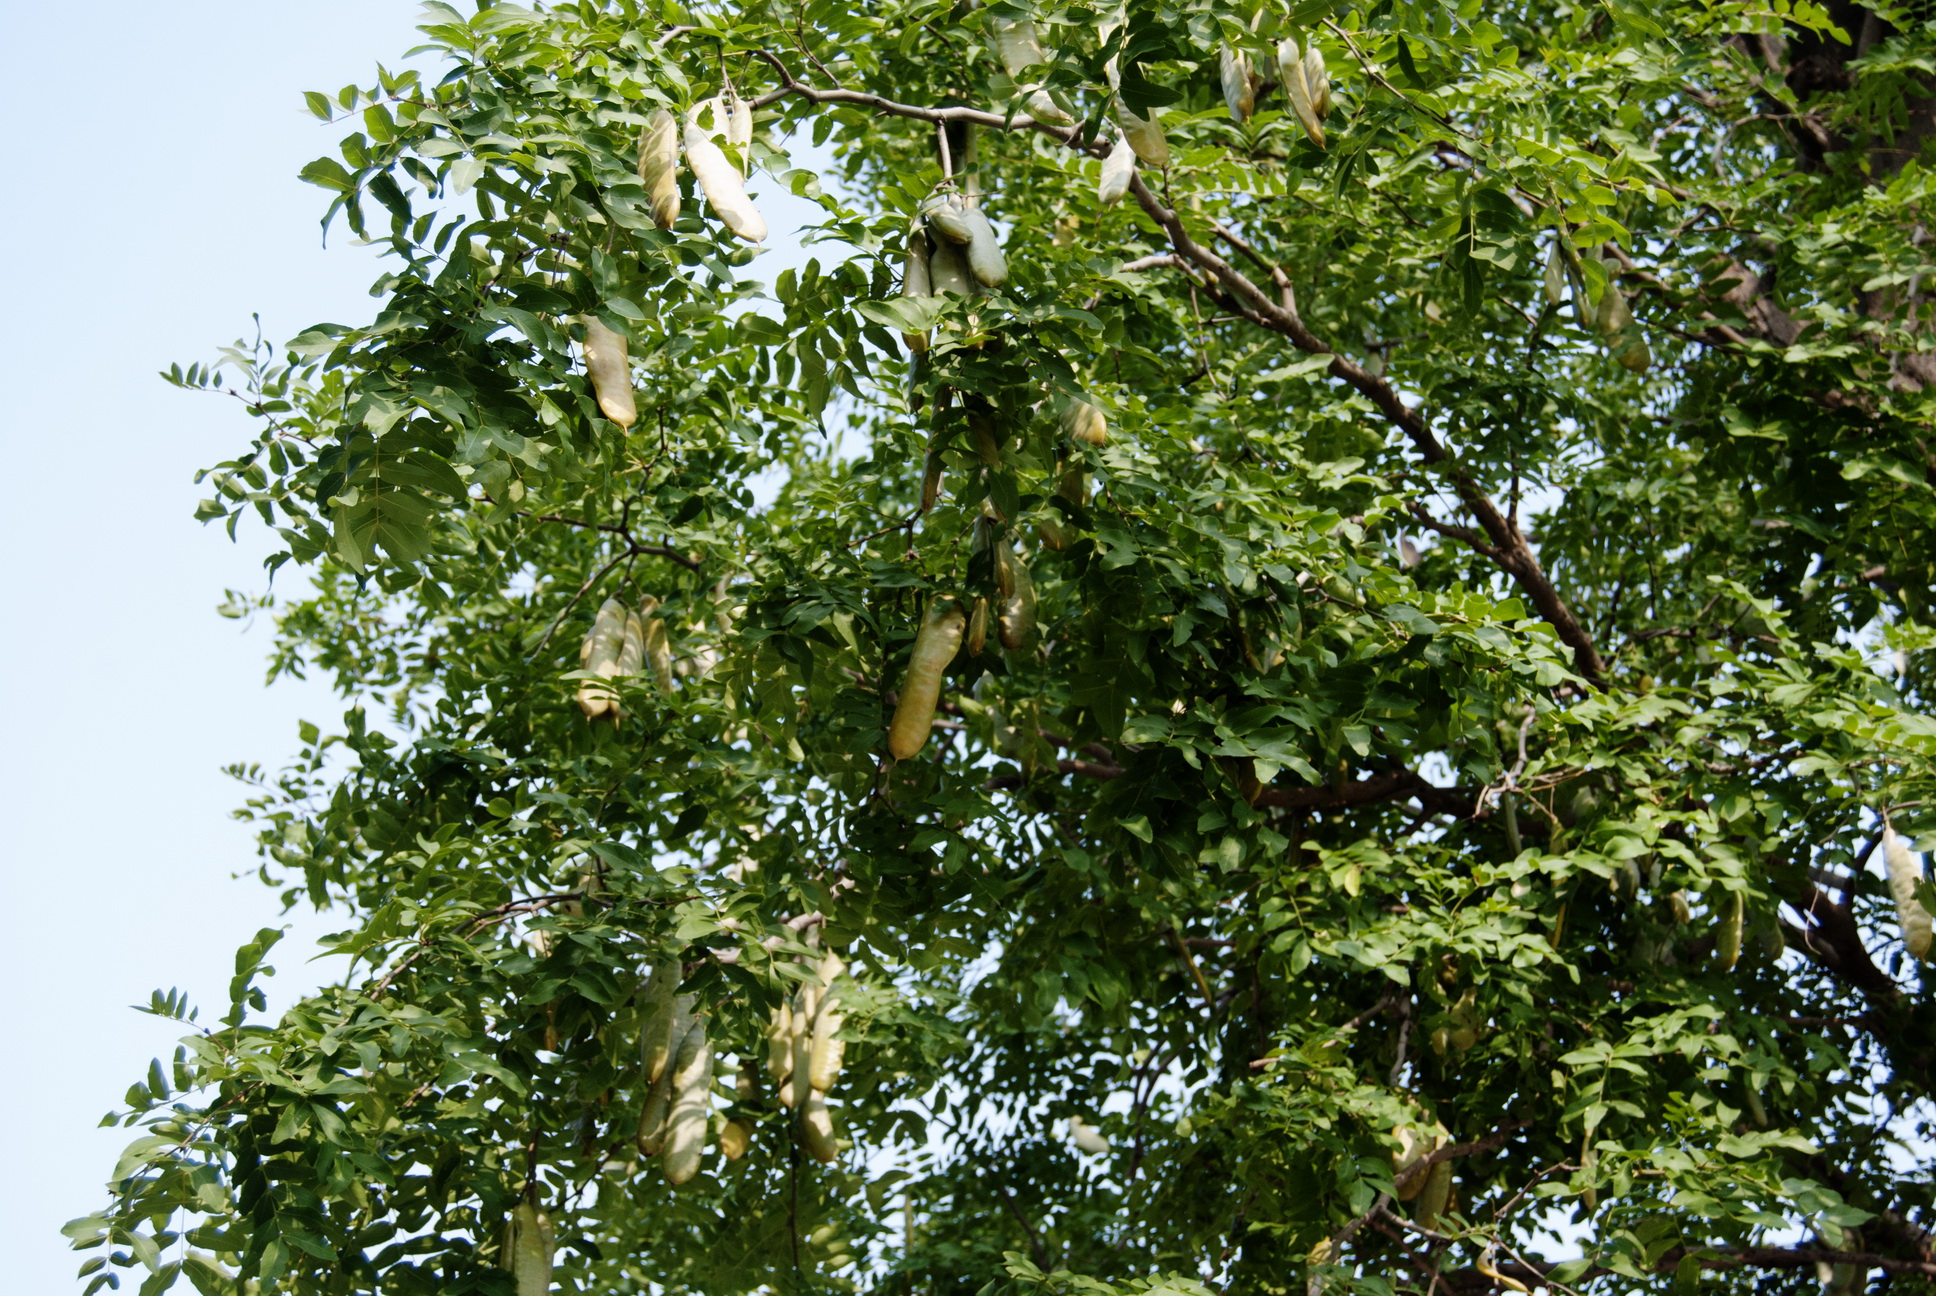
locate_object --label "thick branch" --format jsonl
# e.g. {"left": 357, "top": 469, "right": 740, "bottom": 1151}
{"left": 1256, "top": 768, "right": 1478, "bottom": 819}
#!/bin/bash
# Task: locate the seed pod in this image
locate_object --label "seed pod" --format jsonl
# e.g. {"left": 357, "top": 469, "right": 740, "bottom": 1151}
{"left": 1277, "top": 39, "right": 1326, "bottom": 147}
{"left": 1670, "top": 891, "right": 1692, "bottom": 925}
{"left": 1220, "top": 46, "right": 1255, "bottom": 122}
{"left": 1037, "top": 509, "right": 1070, "bottom": 552}
{"left": 1716, "top": 890, "right": 1744, "bottom": 970}
{"left": 1060, "top": 396, "right": 1108, "bottom": 447}
{"left": 736, "top": 1056, "right": 759, "bottom": 1102}
{"left": 786, "top": 983, "right": 817, "bottom": 1109}
{"left": 799, "top": 1088, "right": 838, "bottom": 1163}
{"left": 618, "top": 611, "right": 645, "bottom": 686}
{"left": 1303, "top": 46, "right": 1330, "bottom": 119}
{"left": 580, "top": 316, "right": 639, "bottom": 429}
{"left": 642, "top": 611, "right": 674, "bottom": 691}
{"left": 1098, "top": 134, "right": 1135, "bottom": 206}
{"left": 989, "top": 16, "right": 1046, "bottom": 79}
{"left": 1414, "top": 1160, "right": 1453, "bottom": 1230}
{"left": 684, "top": 111, "right": 767, "bottom": 242}
{"left": 639, "top": 958, "right": 682, "bottom": 1083}
{"left": 1112, "top": 97, "right": 1169, "bottom": 168}
{"left": 928, "top": 235, "right": 976, "bottom": 296}
{"left": 923, "top": 193, "right": 976, "bottom": 245}
{"left": 506, "top": 1199, "right": 554, "bottom": 1296}
{"left": 1885, "top": 825, "right": 1933, "bottom": 959}
{"left": 1614, "top": 334, "right": 1653, "bottom": 373}
{"left": 967, "top": 596, "right": 990, "bottom": 655}
{"left": 636, "top": 1062, "right": 674, "bottom": 1155}
{"left": 902, "top": 226, "right": 933, "bottom": 353}
{"left": 1068, "top": 1116, "right": 1110, "bottom": 1156}
{"left": 1391, "top": 1122, "right": 1445, "bottom": 1201}
{"left": 968, "top": 405, "right": 1004, "bottom": 466}
{"left": 766, "top": 1002, "right": 795, "bottom": 1085}
{"left": 1543, "top": 240, "right": 1566, "bottom": 306}
{"left": 1743, "top": 1080, "right": 1769, "bottom": 1127}
{"left": 726, "top": 95, "right": 754, "bottom": 165}
{"left": 957, "top": 203, "right": 1008, "bottom": 288}
{"left": 576, "top": 598, "right": 630, "bottom": 718}
{"left": 996, "top": 541, "right": 1036, "bottom": 652}
{"left": 662, "top": 1018, "right": 713, "bottom": 1184}
{"left": 809, "top": 1003, "right": 846, "bottom": 1092}
{"left": 719, "top": 1117, "right": 752, "bottom": 1161}
{"left": 637, "top": 108, "right": 682, "bottom": 230}
{"left": 887, "top": 599, "right": 968, "bottom": 760}
{"left": 1056, "top": 465, "right": 1089, "bottom": 508}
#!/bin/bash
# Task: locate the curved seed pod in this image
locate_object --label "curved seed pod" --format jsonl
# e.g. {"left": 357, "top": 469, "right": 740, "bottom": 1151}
{"left": 719, "top": 1117, "right": 752, "bottom": 1161}
{"left": 636, "top": 1063, "right": 674, "bottom": 1155}
{"left": 990, "top": 16, "right": 1046, "bottom": 78}
{"left": 1886, "top": 825, "right": 1933, "bottom": 959}
{"left": 929, "top": 235, "right": 975, "bottom": 296}
{"left": 580, "top": 316, "right": 638, "bottom": 429}
{"left": 1670, "top": 891, "right": 1692, "bottom": 925}
{"left": 799, "top": 1088, "right": 838, "bottom": 1163}
{"left": 920, "top": 447, "right": 943, "bottom": 513}
{"left": 1304, "top": 45, "right": 1330, "bottom": 119}
{"left": 507, "top": 1199, "right": 554, "bottom": 1296}
{"left": 887, "top": 600, "right": 968, "bottom": 760}
{"left": 1220, "top": 46, "right": 1254, "bottom": 122}
{"left": 967, "top": 597, "right": 990, "bottom": 655}
{"left": 766, "top": 1002, "right": 795, "bottom": 1085}
{"left": 968, "top": 405, "right": 1004, "bottom": 466}
{"left": 923, "top": 194, "right": 976, "bottom": 245}
{"left": 1391, "top": 1125, "right": 1428, "bottom": 1201}
{"left": 684, "top": 112, "right": 767, "bottom": 242}
{"left": 639, "top": 958, "right": 683, "bottom": 1082}
{"left": 617, "top": 611, "right": 645, "bottom": 686}
{"left": 662, "top": 1018, "right": 712, "bottom": 1184}
{"left": 996, "top": 541, "right": 1036, "bottom": 652}
{"left": 577, "top": 597, "right": 629, "bottom": 718}
{"left": 1057, "top": 465, "right": 1089, "bottom": 508}
{"left": 1098, "top": 134, "right": 1135, "bottom": 206}
{"left": 1414, "top": 1160, "right": 1453, "bottom": 1230}
{"left": 1025, "top": 89, "right": 1074, "bottom": 124}
{"left": 1060, "top": 397, "right": 1108, "bottom": 446}
{"left": 1068, "top": 1115, "right": 1110, "bottom": 1156}
{"left": 1614, "top": 335, "right": 1653, "bottom": 373}
{"left": 809, "top": 1004, "right": 846, "bottom": 1092}
{"left": 727, "top": 95, "right": 754, "bottom": 163}
{"left": 1716, "top": 891, "right": 1744, "bottom": 970}
{"left": 637, "top": 108, "right": 681, "bottom": 230}
{"left": 786, "top": 983, "right": 816, "bottom": 1109}
{"left": 1543, "top": 240, "right": 1566, "bottom": 306}
{"left": 1277, "top": 38, "right": 1325, "bottom": 147}
{"left": 1596, "top": 282, "right": 1634, "bottom": 336}
{"left": 642, "top": 613, "right": 673, "bottom": 691}
{"left": 902, "top": 226, "right": 933, "bottom": 353}
{"left": 957, "top": 203, "right": 1008, "bottom": 288}
{"left": 1112, "top": 97, "right": 1169, "bottom": 168}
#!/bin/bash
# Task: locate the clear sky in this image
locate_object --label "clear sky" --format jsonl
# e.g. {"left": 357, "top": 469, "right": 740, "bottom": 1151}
{"left": 0, "top": 4, "right": 828, "bottom": 1288}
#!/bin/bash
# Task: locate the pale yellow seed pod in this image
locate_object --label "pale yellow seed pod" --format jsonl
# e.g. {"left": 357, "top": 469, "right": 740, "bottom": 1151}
{"left": 1098, "top": 135, "right": 1135, "bottom": 206}
{"left": 809, "top": 993, "right": 846, "bottom": 1093}
{"left": 507, "top": 1200, "right": 554, "bottom": 1296}
{"left": 799, "top": 1088, "right": 838, "bottom": 1163}
{"left": 1414, "top": 1160, "right": 1453, "bottom": 1230}
{"left": 787, "top": 983, "right": 817, "bottom": 1109}
{"left": 1112, "top": 97, "right": 1169, "bottom": 168}
{"left": 1716, "top": 890, "right": 1744, "bottom": 970}
{"left": 1670, "top": 891, "right": 1692, "bottom": 925}
{"left": 637, "top": 108, "right": 681, "bottom": 230}
{"left": 996, "top": 541, "right": 1036, "bottom": 652}
{"left": 1277, "top": 38, "right": 1325, "bottom": 147}
{"left": 1886, "top": 825, "right": 1933, "bottom": 960}
{"left": 576, "top": 598, "right": 629, "bottom": 718}
{"left": 902, "top": 226, "right": 932, "bottom": 353}
{"left": 581, "top": 316, "right": 638, "bottom": 429}
{"left": 636, "top": 1063, "right": 674, "bottom": 1156}
{"left": 887, "top": 600, "right": 967, "bottom": 760}
{"left": 618, "top": 610, "right": 645, "bottom": 682}
{"left": 1220, "top": 46, "right": 1254, "bottom": 123}
{"left": 639, "top": 957, "right": 682, "bottom": 1083}
{"left": 642, "top": 613, "right": 673, "bottom": 691}
{"left": 684, "top": 111, "right": 767, "bottom": 242}
{"left": 719, "top": 1117, "right": 752, "bottom": 1161}
{"left": 766, "top": 1002, "right": 795, "bottom": 1086}
{"left": 1061, "top": 397, "right": 1109, "bottom": 447}
{"left": 727, "top": 95, "right": 753, "bottom": 165}
{"left": 957, "top": 204, "right": 1008, "bottom": 288}
{"left": 924, "top": 194, "right": 976, "bottom": 245}
{"left": 928, "top": 237, "right": 975, "bottom": 297}
{"left": 662, "top": 1019, "right": 712, "bottom": 1185}
{"left": 1304, "top": 46, "right": 1330, "bottom": 119}
{"left": 1068, "top": 1116, "right": 1110, "bottom": 1156}
{"left": 1543, "top": 240, "right": 1567, "bottom": 306}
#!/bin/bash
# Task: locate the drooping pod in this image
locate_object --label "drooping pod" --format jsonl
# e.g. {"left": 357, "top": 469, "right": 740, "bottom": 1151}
{"left": 719, "top": 1117, "right": 752, "bottom": 1160}
{"left": 1886, "top": 825, "right": 1933, "bottom": 960}
{"left": 1068, "top": 1116, "right": 1110, "bottom": 1155}
{"left": 1277, "top": 38, "right": 1326, "bottom": 147}
{"left": 928, "top": 235, "right": 976, "bottom": 296}
{"left": 1060, "top": 396, "right": 1109, "bottom": 447}
{"left": 1112, "top": 97, "right": 1169, "bottom": 168}
{"left": 967, "top": 596, "right": 990, "bottom": 655}
{"left": 887, "top": 599, "right": 968, "bottom": 760}
{"left": 956, "top": 203, "right": 1008, "bottom": 288}
{"left": 799, "top": 1088, "right": 838, "bottom": 1163}
{"left": 577, "top": 597, "right": 630, "bottom": 719}
{"left": 902, "top": 224, "right": 933, "bottom": 353}
{"left": 725, "top": 94, "right": 754, "bottom": 168}
{"left": 684, "top": 108, "right": 767, "bottom": 242}
{"left": 580, "top": 316, "right": 638, "bottom": 429}
{"left": 995, "top": 541, "right": 1036, "bottom": 652}
{"left": 809, "top": 995, "right": 846, "bottom": 1092}
{"left": 639, "top": 599, "right": 674, "bottom": 691}
{"left": 1716, "top": 890, "right": 1744, "bottom": 971}
{"left": 638, "top": 958, "right": 683, "bottom": 1083}
{"left": 1098, "top": 134, "right": 1135, "bottom": 206}
{"left": 662, "top": 1017, "right": 713, "bottom": 1185}
{"left": 922, "top": 193, "right": 977, "bottom": 245}
{"left": 1219, "top": 46, "right": 1254, "bottom": 122}
{"left": 920, "top": 446, "right": 943, "bottom": 512}
{"left": 766, "top": 1001, "right": 795, "bottom": 1087}
{"left": 987, "top": 16, "right": 1074, "bottom": 124}
{"left": 505, "top": 1198, "right": 555, "bottom": 1296}
{"left": 637, "top": 108, "right": 681, "bottom": 230}
{"left": 1303, "top": 45, "right": 1331, "bottom": 119}
{"left": 1414, "top": 1160, "right": 1453, "bottom": 1230}
{"left": 1543, "top": 240, "right": 1567, "bottom": 306}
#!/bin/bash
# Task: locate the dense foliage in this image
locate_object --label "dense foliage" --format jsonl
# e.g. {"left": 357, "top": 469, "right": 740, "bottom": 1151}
{"left": 68, "top": 0, "right": 1936, "bottom": 1292}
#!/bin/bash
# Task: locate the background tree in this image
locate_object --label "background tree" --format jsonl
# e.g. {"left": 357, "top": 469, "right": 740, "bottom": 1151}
{"left": 65, "top": 0, "right": 1936, "bottom": 1292}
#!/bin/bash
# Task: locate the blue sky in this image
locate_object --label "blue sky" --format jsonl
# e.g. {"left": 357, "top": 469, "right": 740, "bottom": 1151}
{"left": 0, "top": 4, "right": 831, "bottom": 1287}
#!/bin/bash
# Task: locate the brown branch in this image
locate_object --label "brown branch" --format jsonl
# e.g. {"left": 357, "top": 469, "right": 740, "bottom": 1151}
{"left": 1255, "top": 769, "right": 1476, "bottom": 819}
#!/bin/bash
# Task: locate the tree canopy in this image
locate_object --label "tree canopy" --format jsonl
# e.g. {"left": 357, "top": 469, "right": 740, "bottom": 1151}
{"left": 67, "top": 0, "right": 1936, "bottom": 1293}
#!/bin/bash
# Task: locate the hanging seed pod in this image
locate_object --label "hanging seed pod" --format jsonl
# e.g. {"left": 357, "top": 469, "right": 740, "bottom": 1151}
{"left": 799, "top": 1088, "right": 839, "bottom": 1163}
{"left": 1303, "top": 45, "right": 1330, "bottom": 119}
{"left": 577, "top": 598, "right": 630, "bottom": 719}
{"left": 1060, "top": 396, "right": 1109, "bottom": 447}
{"left": 902, "top": 225, "right": 933, "bottom": 353}
{"left": 1276, "top": 38, "right": 1326, "bottom": 147}
{"left": 928, "top": 236, "right": 976, "bottom": 296}
{"left": 1098, "top": 134, "right": 1135, "bottom": 206}
{"left": 636, "top": 1062, "right": 674, "bottom": 1155}
{"left": 968, "top": 404, "right": 1004, "bottom": 467}
{"left": 662, "top": 1018, "right": 713, "bottom": 1185}
{"left": 1037, "top": 509, "right": 1071, "bottom": 552}
{"left": 580, "top": 316, "right": 639, "bottom": 429}
{"left": 1743, "top": 1080, "right": 1769, "bottom": 1127}
{"left": 786, "top": 983, "right": 817, "bottom": 1109}
{"left": 617, "top": 609, "right": 645, "bottom": 687}
{"left": 809, "top": 1003, "right": 846, "bottom": 1092}
{"left": 637, "top": 108, "right": 682, "bottom": 230}
{"left": 923, "top": 193, "right": 977, "bottom": 245}
{"left": 887, "top": 599, "right": 968, "bottom": 760}
{"left": 684, "top": 110, "right": 767, "bottom": 242}
{"left": 1056, "top": 465, "right": 1089, "bottom": 508}
{"left": 1112, "top": 97, "right": 1170, "bottom": 168}
{"left": 967, "top": 596, "right": 990, "bottom": 655}
{"left": 1543, "top": 240, "right": 1566, "bottom": 306}
{"left": 641, "top": 606, "right": 674, "bottom": 691}
{"left": 996, "top": 541, "right": 1036, "bottom": 652}
{"left": 726, "top": 94, "right": 754, "bottom": 168}
{"left": 1716, "top": 890, "right": 1744, "bottom": 970}
{"left": 719, "top": 1117, "right": 752, "bottom": 1160}
{"left": 1885, "top": 825, "right": 1933, "bottom": 960}
{"left": 957, "top": 204, "right": 1008, "bottom": 288}
{"left": 1220, "top": 46, "right": 1255, "bottom": 123}
{"left": 766, "top": 1001, "right": 795, "bottom": 1086}
{"left": 506, "top": 1199, "right": 555, "bottom": 1296}
{"left": 1414, "top": 1160, "right": 1453, "bottom": 1230}
{"left": 1068, "top": 1116, "right": 1111, "bottom": 1156}
{"left": 639, "top": 958, "right": 683, "bottom": 1083}
{"left": 1670, "top": 891, "right": 1693, "bottom": 925}
{"left": 987, "top": 16, "right": 1074, "bottom": 124}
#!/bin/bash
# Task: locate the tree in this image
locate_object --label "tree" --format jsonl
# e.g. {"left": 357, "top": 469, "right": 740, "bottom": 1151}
{"left": 65, "top": 0, "right": 1936, "bottom": 1292}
